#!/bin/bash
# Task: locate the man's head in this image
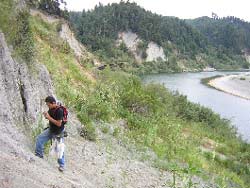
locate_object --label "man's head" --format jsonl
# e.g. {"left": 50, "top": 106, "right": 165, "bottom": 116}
{"left": 45, "top": 96, "right": 57, "bottom": 109}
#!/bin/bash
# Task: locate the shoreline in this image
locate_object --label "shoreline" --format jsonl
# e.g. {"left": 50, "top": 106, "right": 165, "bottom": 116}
{"left": 207, "top": 74, "right": 250, "bottom": 100}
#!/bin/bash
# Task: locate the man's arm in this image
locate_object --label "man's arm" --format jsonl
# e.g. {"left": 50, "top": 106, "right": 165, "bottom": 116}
{"left": 43, "top": 112, "right": 62, "bottom": 127}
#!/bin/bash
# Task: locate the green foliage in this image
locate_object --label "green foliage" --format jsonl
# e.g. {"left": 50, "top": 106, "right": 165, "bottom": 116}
{"left": 100, "top": 125, "right": 110, "bottom": 134}
{"left": 32, "top": 114, "right": 45, "bottom": 142}
{"left": 0, "top": 1, "right": 34, "bottom": 63}
{"left": 201, "top": 75, "right": 222, "bottom": 86}
{"left": 187, "top": 16, "right": 250, "bottom": 54}
{"left": 112, "top": 127, "right": 120, "bottom": 137}
{"left": 25, "top": 0, "right": 39, "bottom": 7}
{"left": 186, "top": 16, "right": 250, "bottom": 69}
{"left": 82, "top": 123, "right": 97, "bottom": 141}
{"left": 79, "top": 78, "right": 121, "bottom": 121}
{"left": 12, "top": 10, "right": 35, "bottom": 63}
{"left": 137, "top": 41, "right": 148, "bottom": 59}
{"left": 56, "top": 20, "right": 63, "bottom": 32}
{"left": 136, "top": 59, "right": 181, "bottom": 74}
{"left": 173, "top": 93, "right": 217, "bottom": 124}
{"left": 38, "top": 0, "right": 69, "bottom": 19}
{"left": 78, "top": 70, "right": 239, "bottom": 160}
{"left": 0, "top": 0, "right": 14, "bottom": 34}
{"left": 119, "top": 41, "right": 129, "bottom": 53}
{"left": 161, "top": 162, "right": 201, "bottom": 188}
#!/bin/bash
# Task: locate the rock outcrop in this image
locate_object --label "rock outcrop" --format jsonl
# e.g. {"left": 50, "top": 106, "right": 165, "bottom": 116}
{"left": 0, "top": 32, "right": 54, "bottom": 124}
{"left": 118, "top": 31, "right": 166, "bottom": 62}
{"left": 146, "top": 42, "right": 166, "bottom": 62}
{"left": 0, "top": 31, "right": 54, "bottom": 159}
{"left": 59, "top": 23, "right": 87, "bottom": 59}
{"left": 118, "top": 31, "right": 143, "bottom": 62}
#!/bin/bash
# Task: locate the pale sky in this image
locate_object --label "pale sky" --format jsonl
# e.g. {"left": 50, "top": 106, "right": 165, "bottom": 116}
{"left": 64, "top": 0, "right": 250, "bottom": 22}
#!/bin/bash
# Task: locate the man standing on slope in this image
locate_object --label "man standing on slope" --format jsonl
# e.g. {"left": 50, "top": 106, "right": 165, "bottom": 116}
{"left": 35, "top": 96, "right": 65, "bottom": 172}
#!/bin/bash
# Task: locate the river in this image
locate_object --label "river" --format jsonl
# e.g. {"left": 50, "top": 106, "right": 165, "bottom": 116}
{"left": 143, "top": 71, "right": 250, "bottom": 142}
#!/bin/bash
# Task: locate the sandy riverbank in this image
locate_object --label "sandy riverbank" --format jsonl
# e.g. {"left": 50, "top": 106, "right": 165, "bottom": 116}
{"left": 208, "top": 73, "right": 250, "bottom": 100}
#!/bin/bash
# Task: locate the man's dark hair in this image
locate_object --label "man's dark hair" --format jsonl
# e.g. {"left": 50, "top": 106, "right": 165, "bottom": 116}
{"left": 45, "top": 96, "right": 56, "bottom": 104}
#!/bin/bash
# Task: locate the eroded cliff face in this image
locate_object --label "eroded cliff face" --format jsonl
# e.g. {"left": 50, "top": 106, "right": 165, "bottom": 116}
{"left": 0, "top": 32, "right": 54, "bottom": 157}
{"left": 117, "top": 31, "right": 166, "bottom": 62}
{"left": 244, "top": 49, "right": 250, "bottom": 64}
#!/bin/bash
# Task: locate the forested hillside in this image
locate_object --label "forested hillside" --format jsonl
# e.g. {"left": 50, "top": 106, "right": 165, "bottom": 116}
{"left": 69, "top": 2, "right": 206, "bottom": 55}
{"left": 69, "top": 1, "right": 249, "bottom": 73}
{"left": 186, "top": 16, "right": 250, "bottom": 54}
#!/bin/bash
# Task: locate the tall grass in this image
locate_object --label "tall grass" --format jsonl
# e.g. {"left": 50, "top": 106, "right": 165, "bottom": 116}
{"left": 0, "top": 0, "right": 14, "bottom": 35}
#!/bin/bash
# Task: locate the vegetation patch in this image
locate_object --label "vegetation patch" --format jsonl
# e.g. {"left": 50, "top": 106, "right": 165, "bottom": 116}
{"left": 0, "top": 0, "right": 34, "bottom": 63}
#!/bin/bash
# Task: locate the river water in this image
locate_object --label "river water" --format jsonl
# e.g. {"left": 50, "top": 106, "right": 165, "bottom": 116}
{"left": 143, "top": 71, "right": 250, "bottom": 142}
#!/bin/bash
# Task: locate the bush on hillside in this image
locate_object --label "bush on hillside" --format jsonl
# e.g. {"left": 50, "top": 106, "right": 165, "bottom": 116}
{"left": 12, "top": 10, "right": 35, "bottom": 63}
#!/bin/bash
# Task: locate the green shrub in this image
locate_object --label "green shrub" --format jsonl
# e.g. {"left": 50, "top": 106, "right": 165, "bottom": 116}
{"left": 0, "top": 0, "right": 14, "bottom": 34}
{"left": 80, "top": 123, "right": 97, "bottom": 141}
{"left": 101, "top": 125, "right": 109, "bottom": 134}
{"left": 12, "top": 9, "right": 35, "bottom": 63}
{"left": 119, "top": 41, "right": 128, "bottom": 53}
{"left": 60, "top": 41, "right": 71, "bottom": 54}
{"left": 240, "top": 77, "right": 246, "bottom": 80}
{"left": 56, "top": 20, "right": 63, "bottom": 32}
{"left": 0, "top": 1, "right": 34, "bottom": 63}
{"left": 112, "top": 127, "right": 120, "bottom": 137}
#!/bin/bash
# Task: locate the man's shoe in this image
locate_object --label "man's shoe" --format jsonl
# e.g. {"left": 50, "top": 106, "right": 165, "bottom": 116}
{"left": 58, "top": 166, "right": 64, "bottom": 172}
{"left": 35, "top": 152, "right": 43, "bottom": 159}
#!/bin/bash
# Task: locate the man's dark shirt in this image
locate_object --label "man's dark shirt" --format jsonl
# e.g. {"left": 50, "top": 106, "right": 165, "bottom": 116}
{"left": 48, "top": 107, "right": 64, "bottom": 135}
